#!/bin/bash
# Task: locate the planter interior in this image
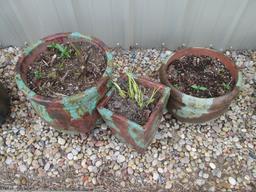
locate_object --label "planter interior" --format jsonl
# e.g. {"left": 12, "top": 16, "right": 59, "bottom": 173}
{"left": 97, "top": 76, "right": 170, "bottom": 152}
{"left": 159, "top": 47, "right": 242, "bottom": 123}
{"left": 16, "top": 32, "right": 113, "bottom": 133}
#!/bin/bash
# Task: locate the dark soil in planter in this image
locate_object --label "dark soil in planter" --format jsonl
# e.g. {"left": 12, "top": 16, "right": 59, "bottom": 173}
{"left": 26, "top": 41, "right": 106, "bottom": 97}
{"left": 107, "top": 79, "right": 161, "bottom": 125}
{"left": 167, "top": 55, "right": 235, "bottom": 98}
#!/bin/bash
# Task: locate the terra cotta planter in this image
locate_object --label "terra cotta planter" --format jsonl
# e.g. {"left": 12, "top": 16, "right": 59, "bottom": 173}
{"left": 97, "top": 76, "right": 170, "bottom": 152}
{"left": 0, "top": 82, "right": 10, "bottom": 125}
{"left": 159, "top": 47, "right": 242, "bottom": 123}
{"left": 16, "top": 32, "right": 113, "bottom": 133}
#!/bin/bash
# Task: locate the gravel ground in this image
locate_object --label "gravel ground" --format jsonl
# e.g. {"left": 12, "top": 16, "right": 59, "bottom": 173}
{"left": 0, "top": 46, "right": 255, "bottom": 191}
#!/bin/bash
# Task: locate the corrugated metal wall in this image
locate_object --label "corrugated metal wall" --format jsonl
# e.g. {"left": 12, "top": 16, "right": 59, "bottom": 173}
{"left": 0, "top": 0, "right": 256, "bottom": 50}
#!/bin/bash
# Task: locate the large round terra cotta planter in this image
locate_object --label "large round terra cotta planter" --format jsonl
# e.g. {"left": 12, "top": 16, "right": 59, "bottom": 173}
{"left": 16, "top": 32, "right": 113, "bottom": 133}
{"left": 159, "top": 47, "right": 242, "bottom": 123}
{"left": 0, "top": 82, "right": 10, "bottom": 125}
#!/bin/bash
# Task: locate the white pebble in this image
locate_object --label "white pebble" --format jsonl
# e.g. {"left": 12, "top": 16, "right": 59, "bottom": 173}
{"left": 67, "top": 153, "right": 74, "bottom": 160}
{"left": 153, "top": 172, "right": 159, "bottom": 181}
{"left": 19, "top": 164, "right": 27, "bottom": 173}
{"left": 58, "top": 137, "right": 66, "bottom": 145}
{"left": 44, "top": 162, "right": 51, "bottom": 171}
{"left": 95, "top": 160, "right": 102, "bottom": 167}
{"left": 117, "top": 155, "right": 125, "bottom": 163}
{"left": 209, "top": 163, "right": 216, "bottom": 170}
{"left": 229, "top": 177, "right": 237, "bottom": 185}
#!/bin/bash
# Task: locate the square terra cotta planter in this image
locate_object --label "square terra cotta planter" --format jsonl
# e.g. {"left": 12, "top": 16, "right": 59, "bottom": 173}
{"left": 97, "top": 77, "right": 170, "bottom": 152}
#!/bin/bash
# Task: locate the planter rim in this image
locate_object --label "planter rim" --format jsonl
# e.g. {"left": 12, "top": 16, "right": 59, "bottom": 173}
{"left": 97, "top": 76, "right": 170, "bottom": 130}
{"left": 160, "top": 47, "right": 242, "bottom": 102}
{"left": 15, "top": 32, "right": 113, "bottom": 104}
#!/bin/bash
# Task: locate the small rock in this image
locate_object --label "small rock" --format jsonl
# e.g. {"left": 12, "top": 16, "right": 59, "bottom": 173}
{"left": 67, "top": 153, "right": 74, "bottom": 160}
{"left": 81, "top": 159, "right": 87, "bottom": 168}
{"left": 127, "top": 167, "right": 134, "bottom": 175}
{"left": 165, "top": 181, "right": 172, "bottom": 189}
{"left": 117, "top": 155, "right": 125, "bottom": 163}
{"left": 212, "top": 168, "right": 222, "bottom": 178}
{"left": 19, "top": 164, "right": 27, "bottom": 173}
{"left": 5, "top": 157, "right": 12, "bottom": 165}
{"left": 153, "top": 172, "right": 159, "bottom": 181}
{"left": 203, "top": 173, "right": 209, "bottom": 179}
{"left": 229, "top": 177, "right": 237, "bottom": 185}
{"left": 195, "top": 179, "right": 205, "bottom": 186}
{"left": 185, "top": 145, "right": 192, "bottom": 151}
{"left": 44, "top": 162, "right": 51, "bottom": 171}
{"left": 158, "top": 167, "right": 164, "bottom": 174}
{"left": 101, "top": 123, "right": 108, "bottom": 130}
{"left": 209, "top": 163, "right": 216, "bottom": 170}
{"left": 58, "top": 137, "right": 66, "bottom": 145}
{"left": 158, "top": 153, "right": 166, "bottom": 161}
{"left": 95, "top": 160, "right": 102, "bottom": 167}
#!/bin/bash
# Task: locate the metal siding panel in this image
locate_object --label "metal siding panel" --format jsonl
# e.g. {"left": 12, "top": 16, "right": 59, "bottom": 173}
{"left": 0, "top": 0, "right": 256, "bottom": 49}
{"left": 52, "top": 0, "right": 79, "bottom": 32}
{"left": 0, "top": 0, "right": 27, "bottom": 46}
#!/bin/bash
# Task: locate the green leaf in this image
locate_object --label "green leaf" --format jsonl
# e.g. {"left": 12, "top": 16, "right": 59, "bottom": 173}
{"left": 113, "top": 82, "right": 126, "bottom": 98}
{"left": 34, "top": 71, "right": 43, "bottom": 80}
{"left": 223, "top": 83, "right": 231, "bottom": 90}
{"left": 191, "top": 84, "right": 208, "bottom": 91}
{"left": 48, "top": 43, "right": 71, "bottom": 59}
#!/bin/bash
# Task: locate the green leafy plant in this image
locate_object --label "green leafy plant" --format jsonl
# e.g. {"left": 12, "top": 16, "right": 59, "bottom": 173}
{"left": 126, "top": 72, "right": 144, "bottom": 108}
{"left": 146, "top": 88, "right": 160, "bottom": 107}
{"left": 113, "top": 82, "right": 126, "bottom": 98}
{"left": 127, "top": 72, "right": 135, "bottom": 99}
{"left": 173, "top": 83, "right": 179, "bottom": 89}
{"left": 223, "top": 82, "right": 231, "bottom": 90}
{"left": 48, "top": 43, "right": 71, "bottom": 59}
{"left": 34, "top": 70, "right": 43, "bottom": 80}
{"left": 114, "top": 72, "right": 159, "bottom": 109}
{"left": 191, "top": 84, "right": 208, "bottom": 91}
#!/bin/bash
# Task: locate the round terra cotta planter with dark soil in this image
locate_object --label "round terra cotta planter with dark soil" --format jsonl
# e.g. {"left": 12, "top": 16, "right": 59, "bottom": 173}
{"left": 0, "top": 82, "right": 10, "bottom": 125}
{"left": 16, "top": 32, "right": 113, "bottom": 133}
{"left": 159, "top": 47, "right": 242, "bottom": 123}
{"left": 97, "top": 76, "right": 170, "bottom": 152}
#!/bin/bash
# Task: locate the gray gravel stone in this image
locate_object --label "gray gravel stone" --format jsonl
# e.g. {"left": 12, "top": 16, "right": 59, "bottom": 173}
{"left": 0, "top": 47, "right": 255, "bottom": 191}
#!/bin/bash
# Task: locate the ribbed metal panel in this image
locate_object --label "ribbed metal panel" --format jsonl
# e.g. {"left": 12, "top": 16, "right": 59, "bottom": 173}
{"left": 0, "top": 0, "right": 255, "bottom": 49}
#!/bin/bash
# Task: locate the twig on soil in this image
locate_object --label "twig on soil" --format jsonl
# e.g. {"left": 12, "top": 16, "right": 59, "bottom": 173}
{"left": 42, "top": 59, "right": 49, "bottom": 66}
{"left": 50, "top": 54, "right": 57, "bottom": 64}
{"left": 60, "top": 70, "right": 70, "bottom": 82}
{"left": 78, "top": 53, "right": 90, "bottom": 79}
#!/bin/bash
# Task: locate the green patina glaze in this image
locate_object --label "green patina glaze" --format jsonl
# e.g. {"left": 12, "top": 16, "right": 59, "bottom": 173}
{"left": 31, "top": 100, "right": 53, "bottom": 123}
{"left": 69, "top": 32, "right": 92, "bottom": 41}
{"left": 62, "top": 87, "right": 100, "bottom": 119}
{"left": 106, "top": 52, "right": 113, "bottom": 61}
{"left": 127, "top": 120, "right": 145, "bottom": 149}
{"left": 157, "top": 87, "right": 170, "bottom": 112}
{"left": 98, "top": 108, "right": 119, "bottom": 133}
{"left": 15, "top": 74, "right": 36, "bottom": 99}
{"left": 175, "top": 94, "right": 214, "bottom": 118}
{"left": 163, "top": 53, "right": 174, "bottom": 64}
{"left": 24, "top": 40, "right": 43, "bottom": 56}
{"left": 161, "top": 87, "right": 171, "bottom": 104}
{"left": 104, "top": 67, "right": 113, "bottom": 77}
{"left": 236, "top": 72, "right": 243, "bottom": 88}
{"left": 145, "top": 116, "right": 160, "bottom": 146}
{"left": 106, "top": 88, "right": 113, "bottom": 97}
